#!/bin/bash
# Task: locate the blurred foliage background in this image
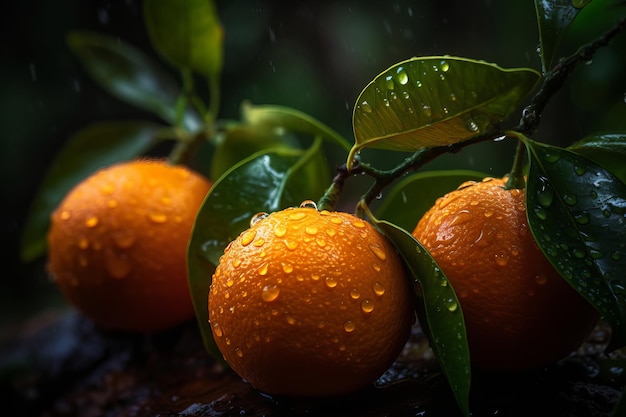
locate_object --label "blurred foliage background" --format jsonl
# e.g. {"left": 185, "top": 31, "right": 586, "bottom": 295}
{"left": 2, "top": 0, "right": 625, "bottom": 334}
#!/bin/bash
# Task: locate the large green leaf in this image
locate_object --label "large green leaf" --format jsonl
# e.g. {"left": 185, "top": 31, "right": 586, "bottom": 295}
{"left": 20, "top": 121, "right": 167, "bottom": 262}
{"left": 242, "top": 102, "right": 352, "bottom": 152}
{"left": 534, "top": 0, "right": 589, "bottom": 73}
{"left": 376, "top": 170, "right": 487, "bottom": 232}
{"left": 524, "top": 138, "right": 626, "bottom": 351}
{"left": 368, "top": 214, "right": 470, "bottom": 417}
{"left": 568, "top": 133, "right": 626, "bottom": 184}
{"left": 67, "top": 32, "right": 200, "bottom": 131}
{"left": 143, "top": 0, "right": 223, "bottom": 78}
{"left": 348, "top": 56, "right": 540, "bottom": 169}
{"left": 187, "top": 143, "right": 330, "bottom": 357}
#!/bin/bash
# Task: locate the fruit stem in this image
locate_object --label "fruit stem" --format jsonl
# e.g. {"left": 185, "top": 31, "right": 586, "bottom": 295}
{"left": 505, "top": 136, "right": 527, "bottom": 190}
{"left": 317, "top": 164, "right": 349, "bottom": 211}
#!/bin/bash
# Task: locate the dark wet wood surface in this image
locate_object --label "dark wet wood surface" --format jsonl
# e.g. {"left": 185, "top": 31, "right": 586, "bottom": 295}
{"left": 1, "top": 310, "right": 623, "bottom": 417}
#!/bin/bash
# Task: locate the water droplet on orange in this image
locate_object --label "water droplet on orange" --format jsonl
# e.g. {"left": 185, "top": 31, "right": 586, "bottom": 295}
{"left": 283, "top": 239, "right": 298, "bottom": 250}
{"left": 330, "top": 217, "right": 343, "bottom": 225}
{"left": 372, "top": 263, "right": 381, "bottom": 272}
{"left": 352, "top": 219, "right": 366, "bottom": 228}
{"left": 350, "top": 289, "right": 360, "bottom": 299}
{"left": 60, "top": 210, "right": 71, "bottom": 220}
{"left": 325, "top": 277, "right": 338, "bottom": 288}
{"left": 288, "top": 211, "right": 307, "bottom": 221}
{"left": 78, "top": 238, "right": 89, "bottom": 250}
{"left": 286, "top": 315, "right": 296, "bottom": 325}
{"left": 235, "top": 348, "right": 243, "bottom": 358}
{"left": 258, "top": 263, "right": 269, "bottom": 276}
{"left": 494, "top": 253, "right": 509, "bottom": 266}
{"left": 261, "top": 284, "right": 280, "bottom": 302}
{"left": 316, "top": 238, "right": 326, "bottom": 247}
{"left": 361, "top": 298, "right": 374, "bottom": 313}
{"left": 85, "top": 216, "right": 99, "bottom": 228}
{"left": 241, "top": 230, "right": 256, "bottom": 246}
{"left": 369, "top": 244, "right": 387, "bottom": 261}
{"left": 112, "top": 231, "right": 135, "bottom": 249}
{"left": 311, "top": 274, "right": 320, "bottom": 281}
{"left": 149, "top": 213, "right": 168, "bottom": 223}
{"left": 343, "top": 320, "right": 356, "bottom": 332}
{"left": 226, "top": 278, "right": 234, "bottom": 287}
{"left": 274, "top": 224, "right": 287, "bottom": 237}
{"left": 535, "top": 274, "right": 547, "bottom": 285}
{"left": 373, "top": 282, "right": 386, "bottom": 296}
{"left": 282, "top": 263, "right": 293, "bottom": 273}
{"left": 232, "top": 258, "right": 242, "bottom": 268}
{"left": 253, "top": 238, "right": 265, "bottom": 247}
{"left": 250, "top": 212, "right": 269, "bottom": 226}
{"left": 305, "top": 226, "right": 318, "bottom": 235}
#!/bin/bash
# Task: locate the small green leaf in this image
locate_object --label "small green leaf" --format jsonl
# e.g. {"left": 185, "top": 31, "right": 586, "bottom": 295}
{"left": 524, "top": 138, "right": 626, "bottom": 351}
{"left": 242, "top": 102, "right": 352, "bottom": 151}
{"left": 20, "top": 121, "right": 166, "bottom": 262}
{"left": 67, "top": 31, "right": 200, "bottom": 131}
{"left": 376, "top": 170, "right": 487, "bottom": 232}
{"left": 348, "top": 56, "right": 540, "bottom": 169}
{"left": 143, "top": 0, "right": 223, "bottom": 77}
{"left": 367, "top": 214, "right": 470, "bottom": 417}
{"left": 568, "top": 133, "right": 626, "bottom": 184}
{"left": 187, "top": 144, "right": 330, "bottom": 357}
{"left": 534, "top": 0, "right": 587, "bottom": 73}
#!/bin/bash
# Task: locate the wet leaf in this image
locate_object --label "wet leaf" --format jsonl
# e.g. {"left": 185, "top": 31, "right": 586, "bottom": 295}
{"left": 524, "top": 138, "right": 626, "bottom": 351}
{"left": 568, "top": 133, "right": 626, "bottom": 184}
{"left": 376, "top": 170, "right": 487, "bottom": 232}
{"left": 242, "top": 102, "right": 352, "bottom": 151}
{"left": 67, "top": 32, "right": 200, "bottom": 131}
{"left": 143, "top": 0, "right": 223, "bottom": 78}
{"left": 187, "top": 143, "right": 329, "bottom": 357}
{"left": 534, "top": 0, "right": 587, "bottom": 73}
{"left": 367, "top": 212, "right": 470, "bottom": 417}
{"left": 348, "top": 56, "right": 540, "bottom": 169}
{"left": 20, "top": 121, "right": 166, "bottom": 262}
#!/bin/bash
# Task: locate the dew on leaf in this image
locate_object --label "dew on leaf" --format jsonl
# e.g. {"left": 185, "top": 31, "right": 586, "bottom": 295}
{"left": 385, "top": 75, "right": 395, "bottom": 90}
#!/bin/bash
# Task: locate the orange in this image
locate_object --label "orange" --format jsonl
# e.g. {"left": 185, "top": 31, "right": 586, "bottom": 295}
{"left": 412, "top": 177, "right": 599, "bottom": 370}
{"left": 47, "top": 159, "right": 212, "bottom": 333}
{"left": 208, "top": 204, "right": 415, "bottom": 397}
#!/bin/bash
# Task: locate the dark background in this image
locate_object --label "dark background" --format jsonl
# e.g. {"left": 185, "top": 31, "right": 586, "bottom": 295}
{"left": 2, "top": 0, "right": 625, "bottom": 335}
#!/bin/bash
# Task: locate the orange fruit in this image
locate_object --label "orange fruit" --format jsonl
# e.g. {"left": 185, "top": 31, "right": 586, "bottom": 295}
{"left": 208, "top": 205, "right": 415, "bottom": 397}
{"left": 47, "top": 159, "right": 212, "bottom": 333}
{"left": 412, "top": 177, "right": 599, "bottom": 370}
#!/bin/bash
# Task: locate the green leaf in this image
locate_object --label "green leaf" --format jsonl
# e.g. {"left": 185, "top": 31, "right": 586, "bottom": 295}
{"left": 143, "top": 0, "right": 223, "bottom": 77}
{"left": 67, "top": 31, "right": 200, "bottom": 131}
{"left": 348, "top": 56, "right": 540, "bottom": 169}
{"left": 524, "top": 138, "right": 626, "bottom": 352}
{"left": 20, "top": 121, "right": 167, "bottom": 262}
{"left": 376, "top": 170, "right": 488, "bottom": 232}
{"left": 534, "top": 0, "right": 588, "bottom": 73}
{"left": 242, "top": 102, "right": 352, "bottom": 151}
{"left": 367, "top": 215, "right": 470, "bottom": 417}
{"left": 187, "top": 143, "right": 330, "bottom": 357}
{"left": 568, "top": 133, "right": 626, "bottom": 184}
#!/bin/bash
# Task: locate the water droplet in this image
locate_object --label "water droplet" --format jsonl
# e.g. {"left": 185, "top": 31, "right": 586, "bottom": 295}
{"left": 535, "top": 274, "right": 547, "bottom": 285}
{"left": 343, "top": 320, "right": 356, "bottom": 332}
{"left": 253, "top": 238, "right": 265, "bottom": 247}
{"left": 350, "top": 289, "right": 360, "bottom": 299}
{"left": 330, "top": 216, "right": 343, "bottom": 225}
{"left": 385, "top": 75, "right": 395, "bottom": 90}
{"left": 213, "top": 322, "right": 223, "bottom": 337}
{"left": 440, "top": 60, "right": 450, "bottom": 72}
{"left": 372, "top": 263, "right": 381, "bottom": 272}
{"left": 113, "top": 232, "right": 135, "bottom": 249}
{"left": 574, "top": 165, "right": 586, "bottom": 176}
{"left": 574, "top": 212, "right": 591, "bottom": 225}
{"left": 85, "top": 216, "right": 99, "bottom": 228}
{"left": 250, "top": 212, "right": 269, "bottom": 226}
{"left": 78, "top": 238, "right": 89, "bottom": 250}
{"left": 439, "top": 74, "right": 446, "bottom": 81}
{"left": 288, "top": 211, "right": 307, "bottom": 221}
{"left": 534, "top": 207, "right": 548, "bottom": 220}
{"left": 494, "top": 253, "right": 509, "bottom": 266}
{"left": 396, "top": 67, "right": 409, "bottom": 85}
{"left": 305, "top": 225, "right": 318, "bottom": 235}
{"left": 316, "top": 238, "right": 326, "bottom": 247}
{"left": 241, "top": 230, "right": 256, "bottom": 246}
{"left": 422, "top": 104, "right": 432, "bottom": 117}
{"left": 369, "top": 244, "right": 387, "bottom": 261}
{"left": 286, "top": 315, "right": 296, "bottom": 325}
{"left": 352, "top": 219, "right": 366, "bottom": 229}
{"left": 361, "top": 298, "right": 374, "bottom": 313}
{"left": 283, "top": 239, "right": 298, "bottom": 250}
{"left": 563, "top": 194, "right": 578, "bottom": 206}
{"left": 543, "top": 152, "right": 560, "bottom": 163}
{"left": 274, "top": 224, "right": 287, "bottom": 237}
{"left": 226, "top": 278, "right": 234, "bottom": 287}
{"left": 325, "top": 277, "right": 338, "bottom": 288}
{"left": 465, "top": 117, "right": 479, "bottom": 132}
{"left": 360, "top": 101, "right": 372, "bottom": 113}
{"left": 261, "top": 284, "right": 280, "bottom": 302}
{"left": 299, "top": 200, "right": 318, "bottom": 209}
{"left": 282, "top": 263, "right": 293, "bottom": 273}
{"left": 258, "top": 263, "right": 269, "bottom": 276}
{"left": 60, "top": 210, "right": 71, "bottom": 220}
{"left": 149, "top": 212, "right": 167, "bottom": 223}
{"left": 536, "top": 177, "right": 554, "bottom": 208}
{"left": 447, "top": 301, "right": 458, "bottom": 312}
{"left": 611, "top": 252, "right": 622, "bottom": 261}
{"left": 373, "top": 282, "right": 385, "bottom": 296}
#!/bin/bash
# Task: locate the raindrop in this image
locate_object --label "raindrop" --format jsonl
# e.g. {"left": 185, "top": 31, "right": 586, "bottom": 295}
{"left": 258, "top": 263, "right": 269, "bottom": 276}
{"left": 343, "top": 320, "right": 356, "bottom": 332}
{"left": 274, "top": 224, "right": 287, "bottom": 237}
{"left": 60, "top": 210, "right": 71, "bottom": 220}
{"left": 305, "top": 225, "right": 318, "bottom": 235}
{"left": 352, "top": 219, "right": 366, "bottom": 229}
{"left": 288, "top": 211, "right": 307, "bottom": 221}
{"left": 373, "top": 282, "right": 386, "bottom": 296}
{"left": 536, "top": 177, "right": 554, "bottom": 208}
{"left": 562, "top": 194, "right": 578, "bottom": 206}
{"left": 396, "top": 67, "right": 409, "bottom": 85}
{"left": 213, "top": 322, "right": 223, "bottom": 337}
{"left": 360, "top": 101, "right": 372, "bottom": 113}
{"left": 283, "top": 240, "right": 298, "bottom": 250}
{"left": 447, "top": 301, "right": 458, "bottom": 312}
{"left": 299, "top": 200, "right": 318, "bottom": 209}
{"left": 465, "top": 117, "right": 479, "bottom": 132}
{"left": 422, "top": 104, "right": 432, "bottom": 117}
{"left": 235, "top": 348, "right": 244, "bottom": 358}
{"left": 535, "top": 274, "right": 547, "bottom": 285}
{"left": 286, "top": 315, "right": 296, "bottom": 325}
{"left": 261, "top": 284, "right": 280, "bottom": 302}
{"left": 149, "top": 212, "right": 167, "bottom": 224}
{"left": 494, "top": 253, "right": 509, "bottom": 266}
{"left": 440, "top": 60, "right": 450, "bottom": 72}
{"left": 415, "top": 80, "right": 422, "bottom": 88}
{"left": 574, "top": 165, "right": 586, "bottom": 176}
{"left": 325, "top": 277, "right": 338, "bottom": 288}
{"left": 574, "top": 212, "right": 591, "bottom": 225}
{"left": 253, "top": 238, "right": 265, "bottom": 247}
{"left": 282, "top": 263, "right": 293, "bottom": 273}
{"left": 85, "top": 216, "right": 99, "bottom": 228}
{"left": 369, "top": 245, "right": 387, "bottom": 261}
{"left": 361, "top": 299, "right": 374, "bottom": 313}
{"left": 543, "top": 152, "right": 560, "bottom": 163}
{"left": 250, "top": 212, "right": 269, "bottom": 226}
{"left": 350, "top": 289, "right": 360, "bottom": 299}
{"left": 385, "top": 75, "right": 395, "bottom": 90}
{"left": 241, "top": 230, "right": 256, "bottom": 246}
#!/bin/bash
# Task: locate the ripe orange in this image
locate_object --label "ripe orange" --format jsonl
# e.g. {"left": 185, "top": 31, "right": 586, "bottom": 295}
{"left": 208, "top": 204, "right": 415, "bottom": 397}
{"left": 412, "top": 177, "right": 599, "bottom": 370}
{"left": 47, "top": 159, "right": 212, "bottom": 333}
